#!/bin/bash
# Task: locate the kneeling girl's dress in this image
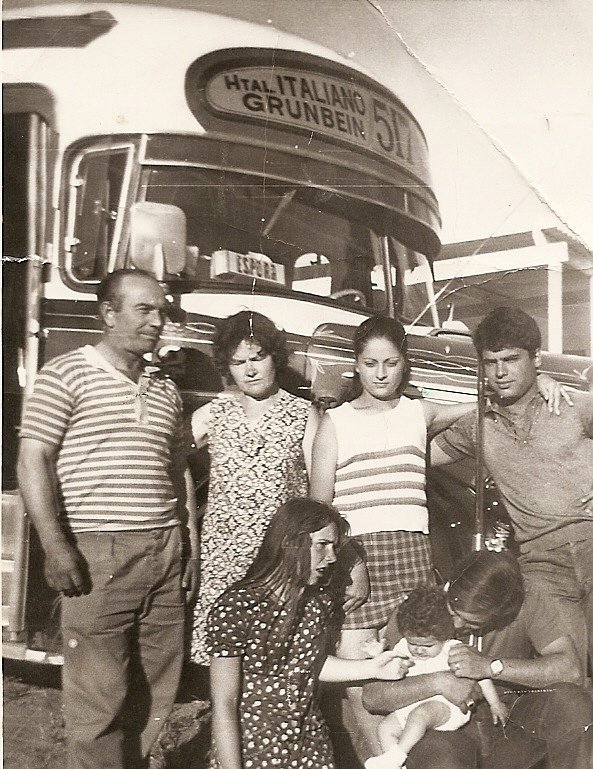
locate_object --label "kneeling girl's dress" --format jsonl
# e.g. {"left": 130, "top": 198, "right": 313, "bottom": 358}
{"left": 207, "top": 585, "right": 337, "bottom": 769}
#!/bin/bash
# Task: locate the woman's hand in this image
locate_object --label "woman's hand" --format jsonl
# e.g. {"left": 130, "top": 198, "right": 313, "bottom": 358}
{"left": 370, "top": 650, "right": 414, "bottom": 680}
{"left": 361, "top": 637, "right": 387, "bottom": 658}
{"left": 328, "top": 539, "right": 370, "bottom": 614}
{"left": 190, "top": 403, "right": 211, "bottom": 448}
{"left": 536, "top": 373, "right": 573, "bottom": 414}
{"left": 343, "top": 557, "right": 370, "bottom": 614}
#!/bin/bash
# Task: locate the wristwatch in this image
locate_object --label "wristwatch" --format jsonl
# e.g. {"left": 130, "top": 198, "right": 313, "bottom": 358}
{"left": 490, "top": 658, "right": 504, "bottom": 677}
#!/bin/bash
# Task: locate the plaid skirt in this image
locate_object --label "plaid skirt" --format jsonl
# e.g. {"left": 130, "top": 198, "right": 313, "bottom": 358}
{"left": 342, "top": 530, "right": 435, "bottom": 630}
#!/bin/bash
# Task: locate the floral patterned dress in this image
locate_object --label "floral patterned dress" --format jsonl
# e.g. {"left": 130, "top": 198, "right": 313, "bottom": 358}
{"left": 191, "top": 390, "right": 310, "bottom": 663}
{"left": 207, "top": 585, "right": 337, "bottom": 769}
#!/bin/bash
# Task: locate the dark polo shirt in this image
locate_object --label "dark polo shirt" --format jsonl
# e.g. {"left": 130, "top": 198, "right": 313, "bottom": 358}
{"left": 434, "top": 390, "right": 592, "bottom": 554}
{"left": 482, "top": 585, "right": 565, "bottom": 660}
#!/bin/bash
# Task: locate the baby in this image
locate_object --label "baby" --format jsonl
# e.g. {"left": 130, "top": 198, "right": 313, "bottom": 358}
{"left": 364, "top": 586, "right": 507, "bottom": 769}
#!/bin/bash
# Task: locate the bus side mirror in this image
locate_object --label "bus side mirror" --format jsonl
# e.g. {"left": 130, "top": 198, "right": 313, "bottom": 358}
{"left": 129, "top": 202, "right": 187, "bottom": 279}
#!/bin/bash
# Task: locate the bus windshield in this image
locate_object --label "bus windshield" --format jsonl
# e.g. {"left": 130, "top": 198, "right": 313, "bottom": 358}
{"left": 143, "top": 166, "right": 390, "bottom": 311}
{"left": 68, "top": 155, "right": 404, "bottom": 313}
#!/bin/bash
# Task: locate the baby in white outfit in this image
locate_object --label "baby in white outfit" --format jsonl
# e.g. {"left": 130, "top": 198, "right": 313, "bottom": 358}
{"left": 364, "top": 587, "right": 507, "bottom": 769}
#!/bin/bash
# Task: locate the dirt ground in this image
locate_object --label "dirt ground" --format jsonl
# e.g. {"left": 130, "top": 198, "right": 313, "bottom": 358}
{"left": 2, "top": 661, "right": 212, "bottom": 769}
{"left": 2, "top": 666, "right": 65, "bottom": 769}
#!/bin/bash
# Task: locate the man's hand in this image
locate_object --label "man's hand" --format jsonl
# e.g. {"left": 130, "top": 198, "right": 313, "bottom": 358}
{"left": 489, "top": 699, "right": 509, "bottom": 725}
{"left": 435, "top": 670, "right": 482, "bottom": 713}
{"left": 448, "top": 643, "right": 491, "bottom": 680}
{"left": 536, "top": 373, "right": 573, "bottom": 414}
{"left": 44, "top": 542, "right": 87, "bottom": 596}
{"left": 182, "top": 556, "right": 200, "bottom": 604}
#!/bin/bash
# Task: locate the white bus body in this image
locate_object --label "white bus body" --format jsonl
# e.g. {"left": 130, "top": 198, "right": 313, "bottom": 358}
{"left": 3, "top": 2, "right": 589, "bottom": 662}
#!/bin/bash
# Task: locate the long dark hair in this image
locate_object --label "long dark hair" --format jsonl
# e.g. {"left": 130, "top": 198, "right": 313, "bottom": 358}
{"left": 237, "top": 497, "right": 347, "bottom": 667}
{"left": 240, "top": 498, "right": 345, "bottom": 593}
{"left": 447, "top": 550, "right": 524, "bottom": 632}
{"left": 347, "top": 315, "right": 411, "bottom": 399}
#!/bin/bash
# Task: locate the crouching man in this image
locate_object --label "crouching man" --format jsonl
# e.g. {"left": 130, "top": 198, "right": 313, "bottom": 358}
{"left": 363, "top": 551, "right": 592, "bottom": 769}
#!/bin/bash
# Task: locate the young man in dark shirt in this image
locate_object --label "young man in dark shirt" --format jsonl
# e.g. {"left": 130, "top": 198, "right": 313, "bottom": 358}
{"left": 431, "top": 307, "right": 592, "bottom": 674}
{"left": 363, "top": 551, "right": 592, "bottom": 769}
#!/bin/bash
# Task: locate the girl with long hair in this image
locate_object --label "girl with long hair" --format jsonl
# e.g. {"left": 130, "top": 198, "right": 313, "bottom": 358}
{"left": 207, "top": 498, "right": 411, "bottom": 769}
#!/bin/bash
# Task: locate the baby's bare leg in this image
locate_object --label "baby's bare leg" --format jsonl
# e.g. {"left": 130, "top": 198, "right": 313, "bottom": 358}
{"left": 377, "top": 711, "right": 404, "bottom": 751}
{"left": 365, "top": 701, "right": 454, "bottom": 769}
{"left": 398, "top": 700, "right": 452, "bottom": 756}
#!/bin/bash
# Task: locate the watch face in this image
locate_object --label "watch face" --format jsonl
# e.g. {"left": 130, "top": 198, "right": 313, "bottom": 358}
{"left": 491, "top": 659, "right": 504, "bottom": 676}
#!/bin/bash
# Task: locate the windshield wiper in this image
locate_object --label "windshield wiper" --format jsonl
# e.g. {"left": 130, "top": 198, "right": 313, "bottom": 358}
{"left": 262, "top": 189, "right": 297, "bottom": 237}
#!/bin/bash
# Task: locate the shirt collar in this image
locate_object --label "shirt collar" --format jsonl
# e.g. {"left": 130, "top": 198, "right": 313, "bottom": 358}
{"left": 81, "top": 345, "right": 161, "bottom": 384}
{"left": 485, "top": 384, "right": 542, "bottom": 418}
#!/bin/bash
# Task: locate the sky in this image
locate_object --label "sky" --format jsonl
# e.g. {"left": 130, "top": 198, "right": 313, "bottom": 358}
{"left": 378, "top": 0, "right": 593, "bottom": 248}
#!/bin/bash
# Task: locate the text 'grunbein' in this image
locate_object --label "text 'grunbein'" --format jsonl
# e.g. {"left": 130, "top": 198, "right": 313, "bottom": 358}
{"left": 223, "top": 72, "right": 367, "bottom": 140}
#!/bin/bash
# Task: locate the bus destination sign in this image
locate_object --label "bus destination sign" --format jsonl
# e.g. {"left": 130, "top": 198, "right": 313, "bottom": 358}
{"left": 202, "top": 66, "right": 426, "bottom": 171}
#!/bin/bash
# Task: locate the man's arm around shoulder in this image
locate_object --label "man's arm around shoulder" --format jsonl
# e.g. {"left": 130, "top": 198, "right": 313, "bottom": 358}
{"left": 430, "top": 410, "right": 476, "bottom": 467}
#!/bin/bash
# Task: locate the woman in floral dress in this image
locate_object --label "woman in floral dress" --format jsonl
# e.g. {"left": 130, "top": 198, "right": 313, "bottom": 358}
{"left": 208, "top": 498, "right": 410, "bottom": 769}
{"left": 190, "top": 311, "right": 319, "bottom": 664}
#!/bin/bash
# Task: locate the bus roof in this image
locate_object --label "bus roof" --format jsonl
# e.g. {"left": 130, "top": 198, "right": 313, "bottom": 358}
{"left": 4, "top": 2, "right": 441, "bottom": 256}
{"left": 2, "top": 3, "right": 424, "bottom": 146}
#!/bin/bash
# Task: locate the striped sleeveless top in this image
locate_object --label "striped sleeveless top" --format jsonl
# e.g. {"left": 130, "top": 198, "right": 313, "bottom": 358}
{"left": 328, "top": 397, "right": 428, "bottom": 536}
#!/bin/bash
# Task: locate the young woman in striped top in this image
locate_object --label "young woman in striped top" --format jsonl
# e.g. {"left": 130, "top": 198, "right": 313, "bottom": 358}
{"left": 309, "top": 314, "right": 566, "bottom": 758}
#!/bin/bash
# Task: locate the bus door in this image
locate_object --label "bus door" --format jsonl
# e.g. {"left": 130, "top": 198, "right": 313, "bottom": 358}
{"left": 2, "top": 84, "right": 54, "bottom": 652}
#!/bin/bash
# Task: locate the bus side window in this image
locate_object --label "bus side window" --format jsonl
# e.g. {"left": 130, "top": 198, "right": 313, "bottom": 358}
{"left": 157, "top": 345, "right": 223, "bottom": 398}
{"left": 371, "top": 264, "right": 386, "bottom": 310}
{"left": 68, "top": 145, "right": 134, "bottom": 280}
{"left": 292, "top": 253, "right": 331, "bottom": 296}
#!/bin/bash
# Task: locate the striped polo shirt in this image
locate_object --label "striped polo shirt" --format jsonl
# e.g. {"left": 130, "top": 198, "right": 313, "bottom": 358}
{"left": 328, "top": 397, "right": 428, "bottom": 537}
{"left": 19, "top": 345, "right": 183, "bottom": 532}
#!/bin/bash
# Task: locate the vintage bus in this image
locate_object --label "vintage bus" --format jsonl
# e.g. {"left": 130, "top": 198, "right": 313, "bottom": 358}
{"left": 3, "top": 1, "right": 590, "bottom": 663}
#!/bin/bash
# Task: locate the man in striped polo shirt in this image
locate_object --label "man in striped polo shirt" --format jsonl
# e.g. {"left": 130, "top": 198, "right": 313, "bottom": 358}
{"left": 17, "top": 269, "right": 198, "bottom": 769}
